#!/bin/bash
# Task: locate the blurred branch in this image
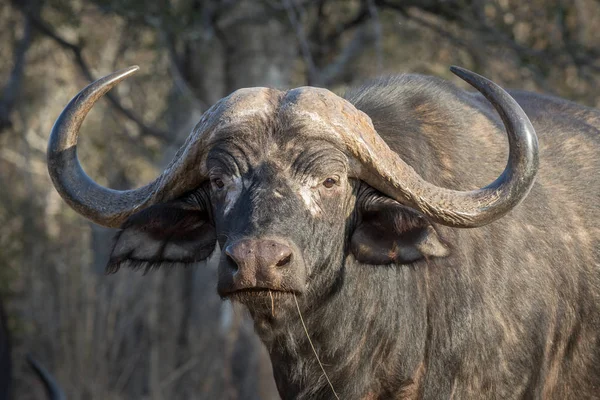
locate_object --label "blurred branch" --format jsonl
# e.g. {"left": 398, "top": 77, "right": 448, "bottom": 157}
{"left": 0, "top": 147, "right": 47, "bottom": 177}
{"left": 281, "top": 0, "right": 319, "bottom": 84}
{"left": 367, "top": 0, "right": 383, "bottom": 74}
{"left": 297, "top": 0, "right": 377, "bottom": 86}
{"left": 323, "top": 2, "right": 371, "bottom": 44}
{"left": 263, "top": 0, "right": 378, "bottom": 86}
{"left": 405, "top": 9, "right": 556, "bottom": 92}
{"left": 266, "top": 0, "right": 322, "bottom": 9}
{"left": 13, "top": 2, "right": 171, "bottom": 142}
{"left": 555, "top": 2, "right": 600, "bottom": 78}
{"left": 158, "top": 356, "right": 199, "bottom": 391}
{"left": 376, "top": 1, "right": 599, "bottom": 93}
{"left": 97, "top": 1, "right": 210, "bottom": 112}
{"left": 0, "top": 14, "right": 32, "bottom": 133}
{"left": 315, "top": 26, "right": 375, "bottom": 86}
{"left": 377, "top": 0, "right": 600, "bottom": 73}
{"left": 158, "top": 29, "right": 208, "bottom": 112}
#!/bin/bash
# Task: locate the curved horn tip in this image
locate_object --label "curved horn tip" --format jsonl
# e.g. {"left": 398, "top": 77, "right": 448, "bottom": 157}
{"left": 103, "top": 65, "right": 140, "bottom": 85}
{"left": 116, "top": 65, "right": 140, "bottom": 78}
{"left": 449, "top": 66, "right": 491, "bottom": 88}
{"left": 449, "top": 65, "right": 467, "bottom": 74}
{"left": 449, "top": 65, "right": 473, "bottom": 77}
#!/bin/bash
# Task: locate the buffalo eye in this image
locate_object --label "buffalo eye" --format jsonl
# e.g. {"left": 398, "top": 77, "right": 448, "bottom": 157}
{"left": 212, "top": 178, "right": 225, "bottom": 189}
{"left": 322, "top": 177, "right": 337, "bottom": 189}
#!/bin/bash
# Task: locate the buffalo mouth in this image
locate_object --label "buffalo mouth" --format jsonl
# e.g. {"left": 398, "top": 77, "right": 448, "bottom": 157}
{"left": 224, "top": 287, "right": 298, "bottom": 300}
{"left": 222, "top": 288, "right": 301, "bottom": 312}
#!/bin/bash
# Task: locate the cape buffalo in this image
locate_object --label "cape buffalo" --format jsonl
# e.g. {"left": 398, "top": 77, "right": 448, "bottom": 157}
{"left": 47, "top": 66, "right": 600, "bottom": 399}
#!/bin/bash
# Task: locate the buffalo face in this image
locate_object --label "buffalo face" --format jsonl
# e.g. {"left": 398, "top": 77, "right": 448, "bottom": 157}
{"left": 207, "top": 135, "right": 353, "bottom": 307}
{"left": 107, "top": 133, "right": 452, "bottom": 318}
{"left": 107, "top": 123, "right": 363, "bottom": 314}
{"left": 106, "top": 118, "right": 450, "bottom": 317}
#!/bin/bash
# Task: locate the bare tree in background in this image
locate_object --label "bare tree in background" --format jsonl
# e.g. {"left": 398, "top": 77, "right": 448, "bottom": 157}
{"left": 1, "top": 0, "right": 599, "bottom": 398}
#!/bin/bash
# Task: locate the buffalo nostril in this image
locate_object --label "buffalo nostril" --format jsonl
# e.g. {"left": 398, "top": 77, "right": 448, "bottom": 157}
{"left": 224, "top": 245, "right": 240, "bottom": 271}
{"left": 276, "top": 253, "right": 292, "bottom": 267}
{"left": 226, "top": 239, "right": 293, "bottom": 270}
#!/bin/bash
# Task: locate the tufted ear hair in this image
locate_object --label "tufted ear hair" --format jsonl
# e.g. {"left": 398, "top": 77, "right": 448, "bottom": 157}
{"left": 107, "top": 199, "right": 217, "bottom": 274}
{"left": 350, "top": 195, "right": 450, "bottom": 265}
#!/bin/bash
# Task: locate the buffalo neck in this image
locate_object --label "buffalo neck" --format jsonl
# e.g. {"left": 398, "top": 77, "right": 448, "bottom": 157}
{"left": 252, "top": 256, "right": 431, "bottom": 399}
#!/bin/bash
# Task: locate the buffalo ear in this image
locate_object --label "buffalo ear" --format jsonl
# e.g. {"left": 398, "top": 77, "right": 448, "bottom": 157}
{"left": 350, "top": 199, "right": 450, "bottom": 265}
{"left": 107, "top": 202, "right": 217, "bottom": 273}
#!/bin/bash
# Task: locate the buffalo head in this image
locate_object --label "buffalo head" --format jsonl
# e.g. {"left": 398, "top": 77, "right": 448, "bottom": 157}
{"left": 47, "top": 66, "right": 538, "bottom": 316}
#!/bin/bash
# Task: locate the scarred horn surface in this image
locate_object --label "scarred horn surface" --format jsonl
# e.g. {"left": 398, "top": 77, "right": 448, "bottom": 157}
{"left": 47, "top": 66, "right": 280, "bottom": 228}
{"left": 281, "top": 66, "right": 539, "bottom": 228}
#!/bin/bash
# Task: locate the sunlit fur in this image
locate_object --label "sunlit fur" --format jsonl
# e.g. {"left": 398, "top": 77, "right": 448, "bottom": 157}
{"left": 110, "top": 74, "right": 600, "bottom": 399}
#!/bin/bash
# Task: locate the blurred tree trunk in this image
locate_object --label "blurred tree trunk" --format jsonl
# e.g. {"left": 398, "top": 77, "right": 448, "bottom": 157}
{"left": 220, "top": 1, "right": 296, "bottom": 90}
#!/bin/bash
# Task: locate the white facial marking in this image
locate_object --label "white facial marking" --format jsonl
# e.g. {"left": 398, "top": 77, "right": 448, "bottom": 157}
{"left": 299, "top": 185, "right": 323, "bottom": 217}
{"left": 273, "top": 190, "right": 284, "bottom": 198}
{"left": 223, "top": 176, "right": 244, "bottom": 215}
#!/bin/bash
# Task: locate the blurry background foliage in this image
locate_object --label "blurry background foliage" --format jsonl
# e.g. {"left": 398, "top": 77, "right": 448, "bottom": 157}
{"left": 0, "top": 0, "right": 599, "bottom": 398}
